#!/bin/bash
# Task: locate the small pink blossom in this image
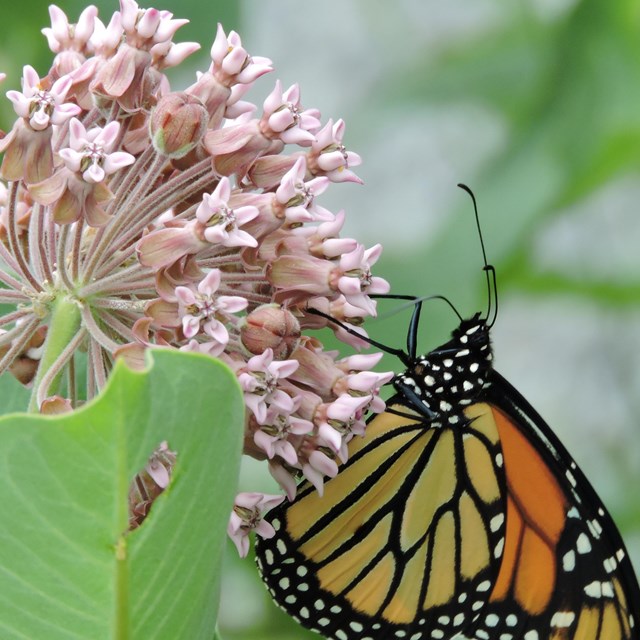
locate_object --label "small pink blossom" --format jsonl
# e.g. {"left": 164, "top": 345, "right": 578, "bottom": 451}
{"left": 336, "top": 243, "right": 390, "bottom": 315}
{"left": 228, "top": 492, "right": 285, "bottom": 558}
{"left": 239, "top": 348, "right": 299, "bottom": 424}
{"left": 301, "top": 450, "right": 339, "bottom": 497}
{"left": 262, "top": 81, "right": 321, "bottom": 145}
{"left": 136, "top": 221, "right": 207, "bottom": 269}
{"left": 316, "top": 393, "right": 371, "bottom": 454}
{"left": 293, "top": 210, "right": 358, "bottom": 258}
{"left": 196, "top": 177, "right": 259, "bottom": 247}
{"left": 269, "top": 461, "right": 298, "bottom": 502}
{"left": 340, "top": 369, "right": 395, "bottom": 398}
{"left": 309, "top": 118, "right": 363, "bottom": 184}
{"left": 42, "top": 5, "right": 98, "bottom": 57}
{"left": 59, "top": 118, "right": 135, "bottom": 183}
{"left": 275, "top": 156, "right": 332, "bottom": 223}
{"left": 175, "top": 269, "right": 248, "bottom": 353}
{"left": 253, "top": 407, "right": 312, "bottom": 466}
{"left": 89, "top": 10, "right": 124, "bottom": 56}
{"left": 120, "top": 0, "right": 198, "bottom": 63}
{"left": 210, "top": 23, "right": 273, "bottom": 86}
{"left": 7, "top": 66, "right": 81, "bottom": 131}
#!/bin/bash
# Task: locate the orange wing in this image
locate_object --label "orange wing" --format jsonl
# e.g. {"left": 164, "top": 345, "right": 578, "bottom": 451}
{"left": 256, "top": 401, "right": 507, "bottom": 638}
{"left": 256, "top": 397, "right": 638, "bottom": 640}
{"left": 461, "top": 401, "right": 637, "bottom": 640}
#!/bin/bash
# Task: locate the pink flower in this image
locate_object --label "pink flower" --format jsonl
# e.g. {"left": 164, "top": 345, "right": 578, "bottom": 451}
{"left": 301, "top": 450, "right": 339, "bottom": 497}
{"left": 262, "top": 81, "right": 321, "bottom": 145}
{"left": 275, "top": 156, "right": 333, "bottom": 223}
{"left": 43, "top": 5, "right": 98, "bottom": 55}
{"left": 268, "top": 461, "right": 298, "bottom": 502}
{"left": 316, "top": 393, "right": 371, "bottom": 454}
{"left": 0, "top": 67, "right": 82, "bottom": 183}
{"left": 59, "top": 118, "right": 135, "bottom": 183}
{"left": 6, "top": 66, "right": 81, "bottom": 131}
{"left": 175, "top": 269, "right": 248, "bottom": 354}
{"left": 293, "top": 210, "right": 358, "bottom": 258}
{"left": 43, "top": 5, "right": 98, "bottom": 76}
{"left": 253, "top": 407, "right": 313, "bottom": 466}
{"left": 196, "top": 177, "right": 259, "bottom": 247}
{"left": 136, "top": 219, "right": 210, "bottom": 269}
{"left": 308, "top": 118, "right": 363, "bottom": 184}
{"left": 228, "top": 492, "right": 285, "bottom": 558}
{"left": 238, "top": 348, "right": 299, "bottom": 423}
{"left": 120, "top": 0, "right": 199, "bottom": 67}
{"left": 210, "top": 23, "right": 273, "bottom": 86}
{"left": 336, "top": 243, "right": 390, "bottom": 315}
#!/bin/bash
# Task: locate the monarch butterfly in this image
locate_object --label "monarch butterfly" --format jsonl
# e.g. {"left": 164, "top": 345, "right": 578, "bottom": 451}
{"left": 255, "top": 186, "right": 640, "bottom": 640}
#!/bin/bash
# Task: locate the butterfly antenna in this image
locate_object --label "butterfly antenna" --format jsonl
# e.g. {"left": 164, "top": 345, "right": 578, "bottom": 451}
{"left": 305, "top": 307, "right": 412, "bottom": 366}
{"left": 457, "top": 183, "right": 499, "bottom": 328}
{"left": 370, "top": 293, "right": 463, "bottom": 358}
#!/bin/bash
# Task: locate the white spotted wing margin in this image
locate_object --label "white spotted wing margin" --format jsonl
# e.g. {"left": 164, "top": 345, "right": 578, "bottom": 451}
{"left": 255, "top": 400, "right": 508, "bottom": 640}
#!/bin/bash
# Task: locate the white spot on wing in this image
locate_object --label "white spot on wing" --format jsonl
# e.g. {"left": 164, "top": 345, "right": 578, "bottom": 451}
{"left": 485, "top": 613, "right": 499, "bottom": 627}
{"left": 550, "top": 611, "right": 576, "bottom": 628}
{"left": 490, "top": 514, "right": 504, "bottom": 532}
{"left": 584, "top": 581, "right": 602, "bottom": 598}
{"left": 577, "top": 532, "right": 592, "bottom": 554}
{"left": 563, "top": 550, "right": 576, "bottom": 572}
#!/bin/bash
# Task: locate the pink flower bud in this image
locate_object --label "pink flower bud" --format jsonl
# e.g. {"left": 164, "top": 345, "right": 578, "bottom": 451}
{"left": 150, "top": 92, "right": 209, "bottom": 158}
{"left": 241, "top": 304, "right": 301, "bottom": 359}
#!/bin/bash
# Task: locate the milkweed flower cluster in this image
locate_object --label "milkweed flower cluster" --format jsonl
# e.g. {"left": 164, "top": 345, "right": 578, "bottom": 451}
{"left": 0, "top": 1, "right": 392, "bottom": 555}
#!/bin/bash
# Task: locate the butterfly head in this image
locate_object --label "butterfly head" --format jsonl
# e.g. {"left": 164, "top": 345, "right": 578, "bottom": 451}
{"left": 394, "top": 312, "right": 493, "bottom": 423}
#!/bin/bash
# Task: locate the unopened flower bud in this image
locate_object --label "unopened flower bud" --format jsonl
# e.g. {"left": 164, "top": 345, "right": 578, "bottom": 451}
{"left": 241, "top": 304, "right": 300, "bottom": 359}
{"left": 149, "top": 92, "right": 209, "bottom": 158}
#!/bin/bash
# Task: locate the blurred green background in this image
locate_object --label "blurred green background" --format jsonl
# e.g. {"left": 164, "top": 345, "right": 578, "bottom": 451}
{"left": 1, "top": 0, "right": 640, "bottom": 638}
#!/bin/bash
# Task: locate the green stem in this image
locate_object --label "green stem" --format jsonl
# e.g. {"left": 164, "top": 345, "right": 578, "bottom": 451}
{"left": 28, "top": 296, "right": 82, "bottom": 412}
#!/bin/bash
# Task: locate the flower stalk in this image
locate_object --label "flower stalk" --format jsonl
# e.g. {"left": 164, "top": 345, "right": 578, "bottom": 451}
{"left": 28, "top": 296, "right": 82, "bottom": 411}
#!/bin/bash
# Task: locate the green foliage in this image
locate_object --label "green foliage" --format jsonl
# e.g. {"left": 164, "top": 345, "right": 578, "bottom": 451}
{"left": 351, "top": 0, "right": 640, "bottom": 360}
{"left": 0, "top": 371, "right": 31, "bottom": 414}
{"left": 0, "top": 350, "right": 243, "bottom": 639}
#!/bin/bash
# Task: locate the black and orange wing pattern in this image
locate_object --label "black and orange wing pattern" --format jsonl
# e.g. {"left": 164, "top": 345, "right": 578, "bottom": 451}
{"left": 255, "top": 314, "right": 640, "bottom": 640}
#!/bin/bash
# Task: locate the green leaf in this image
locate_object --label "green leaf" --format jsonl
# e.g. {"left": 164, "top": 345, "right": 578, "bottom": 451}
{"left": 0, "top": 349, "right": 244, "bottom": 640}
{"left": 0, "top": 373, "right": 31, "bottom": 415}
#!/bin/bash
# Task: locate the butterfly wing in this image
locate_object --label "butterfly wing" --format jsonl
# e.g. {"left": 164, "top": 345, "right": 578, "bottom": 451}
{"left": 256, "top": 378, "right": 640, "bottom": 640}
{"left": 468, "top": 371, "right": 640, "bottom": 640}
{"left": 255, "top": 310, "right": 639, "bottom": 640}
{"left": 256, "top": 397, "right": 509, "bottom": 639}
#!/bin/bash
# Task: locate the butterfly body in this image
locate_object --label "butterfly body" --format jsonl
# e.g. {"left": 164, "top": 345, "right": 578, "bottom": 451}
{"left": 256, "top": 313, "right": 640, "bottom": 640}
